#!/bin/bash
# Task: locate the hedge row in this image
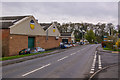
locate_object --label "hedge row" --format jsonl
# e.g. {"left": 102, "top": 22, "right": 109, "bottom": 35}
{"left": 101, "top": 41, "right": 113, "bottom": 49}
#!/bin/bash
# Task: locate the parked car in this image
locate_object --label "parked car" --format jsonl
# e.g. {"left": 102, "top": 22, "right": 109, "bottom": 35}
{"left": 95, "top": 41, "right": 98, "bottom": 44}
{"left": 72, "top": 43, "right": 76, "bottom": 46}
{"left": 79, "top": 42, "right": 84, "bottom": 45}
{"left": 37, "top": 47, "right": 45, "bottom": 52}
{"left": 19, "top": 48, "right": 31, "bottom": 55}
{"left": 30, "top": 47, "right": 45, "bottom": 54}
{"left": 64, "top": 44, "right": 71, "bottom": 48}
{"left": 60, "top": 42, "right": 72, "bottom": 48}
{"left": 60, "top": 42, "right": 66, "bottom": 49}
{"left": 69, "top": 44, "right": 73, "bottom": 47}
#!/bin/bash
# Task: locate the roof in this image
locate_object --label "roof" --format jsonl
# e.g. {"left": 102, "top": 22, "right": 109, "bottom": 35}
{"left": 61, "top": 33, "right": 72, "bottom": 36}
{"left": 0, "top": 16, "right": 29, "bottom": 29}
{"left": 40, "top": 23, "right": 52, "bottom": 31}
{"left": 0, "top": 22, "right": 13, "bottom": 29}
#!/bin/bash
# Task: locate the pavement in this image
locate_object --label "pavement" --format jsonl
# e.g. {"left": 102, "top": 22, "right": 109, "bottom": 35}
{"left": 91, "top": 46, "right": 120, "bottom": 80}
{"left": 2, "top": 44, "right": 99, "bottom": 79}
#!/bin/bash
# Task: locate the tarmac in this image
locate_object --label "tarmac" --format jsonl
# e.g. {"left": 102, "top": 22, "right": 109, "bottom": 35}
{"left": 92, "top": 46, "right": 120, "bottom": 79}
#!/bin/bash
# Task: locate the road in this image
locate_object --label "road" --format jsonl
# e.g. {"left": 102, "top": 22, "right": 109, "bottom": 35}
{"left": 2, "top": 44, "right": 99, "bottom": 78}
{"left": 92, "top": 48, "right": 119, "bottom": 79}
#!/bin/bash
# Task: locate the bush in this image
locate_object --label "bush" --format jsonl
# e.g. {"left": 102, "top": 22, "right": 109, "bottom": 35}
{"left": 116, "top": 40, "right": 120, "bottom": 48}
{"left": 101, "top": 41, "right": 113, "bottom": 49}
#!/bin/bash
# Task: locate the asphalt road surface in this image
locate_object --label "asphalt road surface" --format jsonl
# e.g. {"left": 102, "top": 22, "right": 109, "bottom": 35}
{"left": 92, "top": 49, "right": 119, "bottom": 79}
{"left": 2, "top": 44, "right": 99, "bottom": 78}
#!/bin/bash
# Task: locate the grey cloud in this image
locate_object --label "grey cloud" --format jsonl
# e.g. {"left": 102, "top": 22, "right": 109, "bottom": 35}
{"left": 2, "top": 2, "right": 118, "bottom": 25}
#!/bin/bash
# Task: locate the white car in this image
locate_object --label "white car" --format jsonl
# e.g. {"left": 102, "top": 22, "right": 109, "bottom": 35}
{"left": 36, "top": 47, "right": 45, "bottom": 52}
{"left": 64, "top": 44, "right": 70, "bottom": 48}
{"left": 30, "top": 47, "right": 45, "bottom": 53}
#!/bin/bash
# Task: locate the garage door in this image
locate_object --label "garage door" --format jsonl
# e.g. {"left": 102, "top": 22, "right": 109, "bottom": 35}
{"left": 62, "top": 39, "right": 68, "bottom": 43}
{"left": 28, "top": 37, "right": 35, "bottom": 48}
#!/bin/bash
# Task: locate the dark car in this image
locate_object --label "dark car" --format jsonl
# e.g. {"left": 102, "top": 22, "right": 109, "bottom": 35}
{"left": 95, "top": 41, "right": 98, "bottom": 44}
{"left": 60, "top": 42, "right": 66, "bottom": 49}
{"left": 79, "top": 42, "right": 84, "bottom": 45}
{"left": 19, "top": 48, "right": 31, "bottom": 55}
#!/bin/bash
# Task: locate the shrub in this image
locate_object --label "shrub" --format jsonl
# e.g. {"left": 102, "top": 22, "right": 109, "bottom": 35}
{"left": 101, "top": 41, "right": 113, "bottom": 49}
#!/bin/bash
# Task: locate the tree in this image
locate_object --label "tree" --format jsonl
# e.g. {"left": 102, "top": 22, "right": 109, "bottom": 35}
{"left": 85, "top": 29, "right": 96, "bottom": 43}
{"left": 107, "top": 23, "right": 114, "bottom": 36}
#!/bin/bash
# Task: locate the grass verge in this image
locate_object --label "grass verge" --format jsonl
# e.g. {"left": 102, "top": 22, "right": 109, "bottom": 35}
{"left": 103, "top": 47, "right": 120, "bottom": 51}
{"left": 0, "top": 50, "right": 53, "bottom": 61}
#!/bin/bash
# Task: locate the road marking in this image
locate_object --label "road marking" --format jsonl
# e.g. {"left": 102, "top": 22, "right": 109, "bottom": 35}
{"left": 90, "top": 51, "right": 97, "bottom": 74}
{"left": 70, "top": 53, "right": 76, "bottom": 55}
{"left": 81, "top": 48, "right": 86, "bottom": 50}
{"left": 22, "top": 63, "right": 51, "bottom": 77}
{"left": 57, "top": 56, "right": 68, "bottom": 61}
{"left": 98, "top": 55, "right": 102, "bottom": 69}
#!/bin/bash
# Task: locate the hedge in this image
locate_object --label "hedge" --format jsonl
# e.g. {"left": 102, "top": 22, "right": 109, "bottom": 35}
{"left": 101, "top": 41, "right": 113, "bottom": 49}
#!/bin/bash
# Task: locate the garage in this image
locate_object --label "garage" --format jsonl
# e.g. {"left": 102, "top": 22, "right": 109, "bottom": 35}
{"left": 62, "top": 39, "right": 68, "bottom": 43}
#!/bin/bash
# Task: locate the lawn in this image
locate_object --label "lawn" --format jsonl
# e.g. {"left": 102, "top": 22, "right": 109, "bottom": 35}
{"left": 0, "top": 50, "right": 53, "bottom": 61}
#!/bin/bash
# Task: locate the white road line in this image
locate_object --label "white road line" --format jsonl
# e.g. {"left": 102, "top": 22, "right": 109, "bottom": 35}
{"left": 98, "top": 55, "right": 102, "bottom": 69}
{"left": 81, "top": 48, "right": 86, "bottom": 50}
{"left": 22, "top": 63, "right": 51, "bottom": 77}
{"left": 57, "top": 56, "right": 68, "bottom": 61}
{"left": 90, "top": 51, "right": 97, "bottom": 74}
{"left": 70, "top": 53, "right": 76, "bottom": 55}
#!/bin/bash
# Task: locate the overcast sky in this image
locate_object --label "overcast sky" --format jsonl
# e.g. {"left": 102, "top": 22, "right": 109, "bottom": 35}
{"left": 1, "top": 2, "right": 118, "bottom": 25}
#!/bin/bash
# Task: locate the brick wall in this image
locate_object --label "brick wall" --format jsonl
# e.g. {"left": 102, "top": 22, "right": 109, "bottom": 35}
{"left": 1, "top": 29, "right": 10, "bottom": 57}
{"left": 2, "top": 31, "right": 71, "bottom": 56}
{"left": 35, "top": 36, "right": 62, "bottom": 49}
{"left": 9, "top": 35, "right": 28, "bottom": 56}
{"left": 68, "top": 37, "right": 72, "bottom": 43}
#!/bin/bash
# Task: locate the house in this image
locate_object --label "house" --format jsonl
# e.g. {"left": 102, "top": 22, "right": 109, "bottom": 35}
{"left": 60, "top": 31, "right": 75, "bottom": 43}
{"left": 1, "top": 15, "right": 48, "bottom": 56}
{"left": 40, "top": 22, "right": 62, "bottom": 49}
{"left": 1, "top": 15, "right": 62, "bottom": 57}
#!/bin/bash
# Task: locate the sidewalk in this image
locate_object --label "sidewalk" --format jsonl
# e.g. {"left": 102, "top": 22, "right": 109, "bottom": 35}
{"left": 96, "top": 64, "right": 119, "bottom": 78}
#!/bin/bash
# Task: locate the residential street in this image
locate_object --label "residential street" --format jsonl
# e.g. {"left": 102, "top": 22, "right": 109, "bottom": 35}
{"left": 2, "top": 44, "right": 99, "bottom": 78}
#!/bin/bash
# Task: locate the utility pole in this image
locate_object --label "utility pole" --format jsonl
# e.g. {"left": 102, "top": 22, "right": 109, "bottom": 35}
{"left": 46, "top": 29, "right": 48, "bottom": 42}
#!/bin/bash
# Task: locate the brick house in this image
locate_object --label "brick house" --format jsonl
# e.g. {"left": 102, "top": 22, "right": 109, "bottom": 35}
{"left": 40, "top": 22, "right": 62, "bottom": 49}
{"left": 40, "top": 23, "right": 75, "bottom": 44}
{"left": 60, "top": 31, "right": 75, "bottom": 43}
{"left": 0, "top": 16, "right": 62, "bottom": 56}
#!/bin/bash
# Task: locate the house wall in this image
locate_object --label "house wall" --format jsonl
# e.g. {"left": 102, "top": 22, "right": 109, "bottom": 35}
{"left": 68, "top": 37, "right": 72, "bottom": 43}
{"left": 10, "top": 16, "right": 46, "bottom": 36}
{"left": 35, "top": 36, "right": 62, "bottom": 49}
{"left": 2, "top": 32, "right": 71, "bottom": 56}
{"left": 9, "top": 34, "right": 28, "bottom": 56}
{"left": 8, "top": 35, "right": 62, "bottom": 56}
{"left": 46, "top": 24, "right": 60, "bottom": 37}
{"left": 1, "top": 29, "right": 10, "bottom": 57}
